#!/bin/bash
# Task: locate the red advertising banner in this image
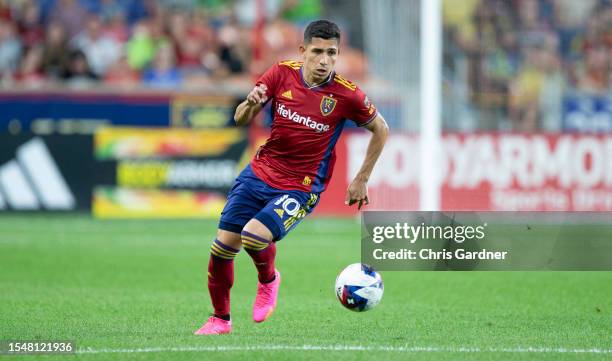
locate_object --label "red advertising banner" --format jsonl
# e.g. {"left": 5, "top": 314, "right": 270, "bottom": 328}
{"left": 316, "top": 132, "right": 420, "bottom": 215}
{"left": 441, "top": 133, "right": 612, "bottom": 211}
{"left": 315, "top": 132, "right": 612, "bottom": 214}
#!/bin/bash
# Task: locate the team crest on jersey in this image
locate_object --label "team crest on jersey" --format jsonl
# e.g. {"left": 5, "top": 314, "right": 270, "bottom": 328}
{"left": 320, "top": 96, "right": 337, "bottom": 116}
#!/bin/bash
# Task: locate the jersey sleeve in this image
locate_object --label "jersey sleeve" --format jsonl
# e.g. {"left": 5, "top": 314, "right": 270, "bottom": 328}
{"left": 255, "top": 63, "right": 281, "bottom": 104}
{"left": 348, "top": 86, "right": 378, "bottom": 127}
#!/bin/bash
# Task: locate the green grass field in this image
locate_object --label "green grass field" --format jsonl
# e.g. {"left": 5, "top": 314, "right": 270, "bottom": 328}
{"left": 1, "top": 215, "right": 610, "bottom": 360}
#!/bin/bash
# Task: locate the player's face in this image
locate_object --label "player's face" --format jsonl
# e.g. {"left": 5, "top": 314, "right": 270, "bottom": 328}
{"left": 300, "top": 37, "right": 339, "bottom": 84}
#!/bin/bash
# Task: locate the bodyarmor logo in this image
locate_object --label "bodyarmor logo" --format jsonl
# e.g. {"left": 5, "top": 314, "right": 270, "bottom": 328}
{"left": 276, "top": 104, "right": 330, "bottom": 132}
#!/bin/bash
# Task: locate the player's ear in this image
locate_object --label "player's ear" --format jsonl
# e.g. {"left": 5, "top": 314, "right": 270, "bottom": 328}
{"left": 298, "top": 44, "right": 306, "bottom": 57}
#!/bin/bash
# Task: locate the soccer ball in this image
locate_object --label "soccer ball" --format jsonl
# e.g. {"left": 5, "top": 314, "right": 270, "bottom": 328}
{"left": 335, "top": 263, "right": 384, "bottom": 312}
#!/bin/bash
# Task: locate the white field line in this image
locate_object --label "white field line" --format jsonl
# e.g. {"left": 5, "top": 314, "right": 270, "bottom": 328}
{"left": 77, "top": 345, "right": 612, "bottom": 355}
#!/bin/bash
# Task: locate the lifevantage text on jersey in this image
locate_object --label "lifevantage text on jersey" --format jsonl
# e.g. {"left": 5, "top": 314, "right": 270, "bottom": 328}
{"left": 276, "top": 103, "right": 331, "bottom": 132}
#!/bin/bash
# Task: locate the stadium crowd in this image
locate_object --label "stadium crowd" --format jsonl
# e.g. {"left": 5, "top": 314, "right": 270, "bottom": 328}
{"left": 0, "top": 0, "right": 366, "bottom": 90}
{"left": 0, "top": 0, "right": 609, "bottom": 131}
{"left": 443, "top": 0, "right": 611, "bottom": 131}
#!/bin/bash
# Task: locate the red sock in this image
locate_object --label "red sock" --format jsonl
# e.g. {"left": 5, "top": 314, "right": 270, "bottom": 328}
{"left": 208, "top": 239, "right": 239, "bottom": 317}
{"left": 242, "top": 231, "right": 276, "bottom": 283}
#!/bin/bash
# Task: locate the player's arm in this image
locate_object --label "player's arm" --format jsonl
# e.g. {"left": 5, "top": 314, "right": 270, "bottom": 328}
{"left": 234, "top": 84, "right": 268, "bottom": 126}
{"left": 345, "top": 114, "right": 389, "bottom": 209}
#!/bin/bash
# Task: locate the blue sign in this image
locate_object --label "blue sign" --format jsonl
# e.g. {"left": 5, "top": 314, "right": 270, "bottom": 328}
{"left": 563, "top": 95, "right": 612, "bottom": 132}
{"left": 0, "top": 93, "right": 171, "bottom": 134}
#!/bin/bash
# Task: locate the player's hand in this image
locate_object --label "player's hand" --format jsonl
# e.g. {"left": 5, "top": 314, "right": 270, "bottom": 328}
{"left": 345, "top": 178, "right": 369, "bottom": 210}
{"left": 246, "top": 84, "right": 268, "bottom": 105}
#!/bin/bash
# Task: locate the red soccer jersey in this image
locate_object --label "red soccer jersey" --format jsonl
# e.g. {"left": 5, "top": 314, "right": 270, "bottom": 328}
{"left": 250, "top": 60, "right": 378, "bottom": 193}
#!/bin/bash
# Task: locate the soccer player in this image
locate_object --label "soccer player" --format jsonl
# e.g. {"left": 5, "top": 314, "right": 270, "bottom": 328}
{"left": 195, "top": 19, "right": 388, "bottom": 335}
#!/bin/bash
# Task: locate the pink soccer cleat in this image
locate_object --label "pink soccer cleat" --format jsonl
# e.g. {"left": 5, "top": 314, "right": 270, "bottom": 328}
{"left": 253, "top": 269, "right": 281, "bottom": 323}
{"left": 194, "top": 316, "right": 232, "bottom": 335}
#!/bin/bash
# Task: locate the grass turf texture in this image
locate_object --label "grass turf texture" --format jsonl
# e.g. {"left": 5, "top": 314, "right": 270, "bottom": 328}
{"left": 0, "top": 215, "right": 610, "bottom": 361}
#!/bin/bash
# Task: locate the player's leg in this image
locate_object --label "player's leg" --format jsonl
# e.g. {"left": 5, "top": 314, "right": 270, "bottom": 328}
{"left": 195, "top": 229, "right": 240, "bottom": 335}
{"left": 243, "top": 192, "right": 320, "bottom": 322}
{"left": 207, "top": 229, "right": 242, "bottom": 320}
{"left": 195, "top": 174, "right": 263, "bottom": 335}
{"left": 241, "top": 219, "right": 275, "bottom": 284}
{"left": 241, "top": 218, "right": 279, "bottom": 323}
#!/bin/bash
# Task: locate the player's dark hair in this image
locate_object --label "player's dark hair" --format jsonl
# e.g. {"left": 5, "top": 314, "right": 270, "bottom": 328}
{"left": 304, "top": 20, "right": 341, "bottom": 44}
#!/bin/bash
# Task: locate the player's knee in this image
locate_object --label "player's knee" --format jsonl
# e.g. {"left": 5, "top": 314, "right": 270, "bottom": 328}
{"left": 209, "top": 238, "right": 240, "bottom": 260}
{"left": 243, "top": 218, "right": 273, "bottom": 238}
{"left": 216, "top": 229, "right": 242, "bottom": 249}
{"left": 210, "top": 230, "right": 241, "bottom": 260}
{"left": 240, "top": 228, "right": 272, "bottom": 252}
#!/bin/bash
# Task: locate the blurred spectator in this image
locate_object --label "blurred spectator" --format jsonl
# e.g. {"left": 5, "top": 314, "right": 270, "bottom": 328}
{"left": 575, "top": 44, "right": 610, "bottom": 95}
{"left": 15, "top": 45, "right": 45, "bottom": 87}
{"left": 538, "top": 33, "right": 565, "bottom": 132}
{"left": 71, "top": 15, "right": 121, "bottom": 76}
{"left": 0, "top": 20, "right": 21, "bottom": 76}
{"left": 168, "top": 11, "right": 203, "bottom": 69}
{"left": 443, "top": 0, "right": 480, "bottom": 52}
{"left": 17, "top": 1, "right": 43, "bottom": 49}
{"left": 509, "top": 34, "right": 565, "bottom": 131}
{"left": 216, "top": 15, "right": 249, "bottom": 75}
{"left": 509, "top": 46, "right": 545, "bottom": 131}
{"left": 126, "top": 20, "right": 157, "bottom": 70}
{"left": 178, "top": 35, "right": 205, "bottom": 69}
{"left": 265, "top": 16, "right": 300, "bottom": 59}
{"left": 142, "top": 42, "right": 182, "bottom": 88}
{"left": 48, "top": 0, "right": 88, "bottom": 38}
{"left": 465, "top": 0, "right": 517, "bottom": 128}
{"left": 41, "top": 21, "right": 70, "bottom": 79}
{"left": 104, "top": 53, "right": 140, "bottom": 88}
{"left": 62, "top": 49, "right": 98, "bottom": 88}
{"left": 104, "top": 9, "right": 129, "bottom": 43}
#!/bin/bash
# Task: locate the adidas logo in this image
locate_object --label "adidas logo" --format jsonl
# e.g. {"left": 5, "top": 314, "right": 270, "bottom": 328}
{"left": 0, "top": 137, "right": 75, "bottom": 210}
{"left": 281, "top": 89, "right": 293, "bottom": 100}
